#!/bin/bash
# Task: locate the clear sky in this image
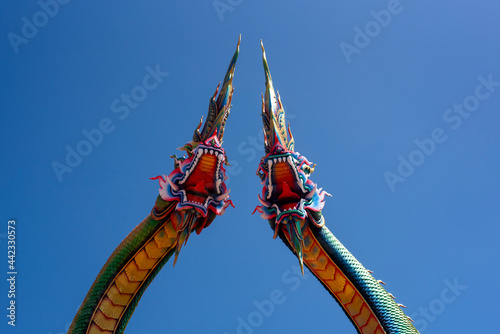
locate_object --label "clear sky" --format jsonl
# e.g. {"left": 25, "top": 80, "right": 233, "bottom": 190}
{"left": 1, "top": 1, "right": 500, "bottom": 333}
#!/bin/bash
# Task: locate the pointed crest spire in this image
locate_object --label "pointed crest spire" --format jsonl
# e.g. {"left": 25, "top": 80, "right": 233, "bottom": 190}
{"left": 193, "top": 35, "right": 240, "bottom": 143}
{"left": 260, "top": 40, "right": 294, "bottom": 154}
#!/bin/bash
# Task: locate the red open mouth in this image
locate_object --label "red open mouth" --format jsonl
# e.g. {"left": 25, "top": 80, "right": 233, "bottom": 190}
{"left": 181, "top": 153, "right": 218, "bottom": 204}
{"left": 266, "top": 156, "right": 309, "bottom": 213}
{"left": 168, "top": 146, "right": 229, "bottom": 209}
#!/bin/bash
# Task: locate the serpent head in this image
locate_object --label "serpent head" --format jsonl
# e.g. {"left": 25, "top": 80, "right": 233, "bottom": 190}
{"left": 153, "top": 36, "right": 239, "bottom": 263}
{"left": 254, "top": 42, "right": 329, "bottom": 271}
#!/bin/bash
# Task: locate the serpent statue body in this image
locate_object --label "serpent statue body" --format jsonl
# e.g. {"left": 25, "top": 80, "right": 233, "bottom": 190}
{"left": 253, "top": 42, "right": 419, "bottom": 334}
{"left": 69, "top": 37, "right": 419, "bottom": 334}
{"left": 68, "top": 37, "right": 240, "bottom": 334}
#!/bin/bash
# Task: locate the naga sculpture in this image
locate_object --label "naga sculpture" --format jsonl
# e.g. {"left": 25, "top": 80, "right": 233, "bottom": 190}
{"left": 69, "top": 36, "right": 420, "bottom": 334}
{"left": 253, "top": 41, "right": 419, "bottom": 334}
{"left": 68, "top": 36, "right": 240, "bottom": 334}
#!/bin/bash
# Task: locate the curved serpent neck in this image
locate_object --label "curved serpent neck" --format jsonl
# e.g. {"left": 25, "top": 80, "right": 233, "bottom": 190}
{"left": 69, "top": 199, "right": 176, "bottom": 334}
{"left": 257, "top": 40, "right": 419, "bottom": 334}
{"left": 272, "top": 217, "right": 419, "bottom": 334}
{"left": 69, "top": 37, "right": 240, "bottom": 334}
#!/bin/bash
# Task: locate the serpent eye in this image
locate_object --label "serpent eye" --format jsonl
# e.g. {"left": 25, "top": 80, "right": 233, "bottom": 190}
{"left": 302, "top": 165, "right": 311, "bottom": 175}
{"left": 302, "top": 164, "right": 315, "bottom": 176}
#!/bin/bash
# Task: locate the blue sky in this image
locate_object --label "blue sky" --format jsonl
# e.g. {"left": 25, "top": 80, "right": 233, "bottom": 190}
{"left": 1, "top": 1, "right": 500, "bottom": 333}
